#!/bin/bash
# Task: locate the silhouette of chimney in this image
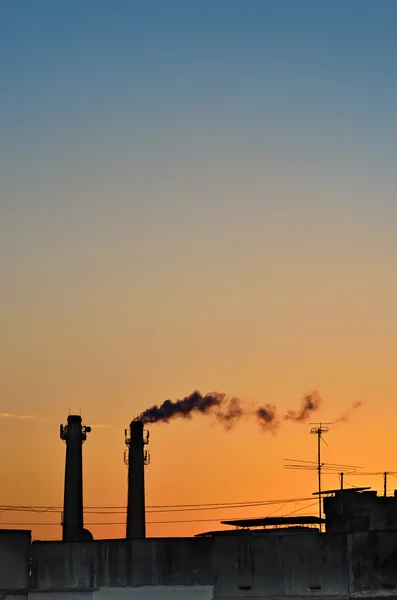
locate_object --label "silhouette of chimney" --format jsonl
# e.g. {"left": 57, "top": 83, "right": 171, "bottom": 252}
{"left": 125, "top": 420, "right": 150, "bottom": 538}
{"left": 60, "top": 415, "right": 93, "bottom": 541}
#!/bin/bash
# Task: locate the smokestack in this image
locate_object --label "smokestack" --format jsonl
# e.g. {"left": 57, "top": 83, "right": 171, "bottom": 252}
{"left": 60, "top": 415, "right": 93, "bottom": 542}
{"left": 125, "top": 420, "right": 150, "bottom": 539}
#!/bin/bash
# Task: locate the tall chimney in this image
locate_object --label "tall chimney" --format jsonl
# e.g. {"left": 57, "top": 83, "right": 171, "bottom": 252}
{"left": 60, "top": 415, "right": 93, "bottom": 542}
{"left": 125, "top": 420, "right": 150, "bottom": 538}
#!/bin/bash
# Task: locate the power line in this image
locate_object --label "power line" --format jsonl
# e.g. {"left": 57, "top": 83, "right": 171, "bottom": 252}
{"left": 4, "top": 498, "right": 313, "bottom": 509}
{"left": 284, "top": 501, "right": 318, "bottom": 517}
{"left": 0, "top": 497, "right": 314, "bottom": 515}
{"left": 0, "top": 496, "right": 322, "bottom": 529}
{"left": 0, "top": 509, "right": 320, "bottom": 527}
{"left": 0, "top": 496, "right": 323, "bottom": 530}
{"left": 1, "top": 505, "right": 273, "bottom": 515}
{"left": 265, "top": 475, "right": 318, "bottom": 519}
{"left": 0, "top": 515, "right": 275, "bottom": 526}
{"left": 344, "top": 471, "right": 397, "bottom": 476}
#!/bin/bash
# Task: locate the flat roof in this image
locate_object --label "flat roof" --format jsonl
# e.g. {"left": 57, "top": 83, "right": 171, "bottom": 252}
{"left": 195, "top": 526, "right": 318, "bottom": 537}
{"left": 221, "top": 516, "right": 325, "bottom": 527}
{"left": 313, "top": 487, "right": 371, "bottom": 496}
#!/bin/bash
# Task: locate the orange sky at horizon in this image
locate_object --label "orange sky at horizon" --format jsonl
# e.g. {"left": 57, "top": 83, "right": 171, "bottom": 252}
{"left": 0, "top": 387, "right": 394, "bottom": 541}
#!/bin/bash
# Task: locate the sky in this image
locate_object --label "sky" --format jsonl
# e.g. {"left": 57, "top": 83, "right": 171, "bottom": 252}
{"left": 1, "top": 0, "right": 397, "bottom": 540}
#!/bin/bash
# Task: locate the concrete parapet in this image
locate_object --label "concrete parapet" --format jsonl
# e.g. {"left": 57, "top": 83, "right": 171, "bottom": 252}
{"left": 31, "top": 541, "right": 95, "bottom": 591}
{"left": 212, "top": 532, "right": 349, "bottom": 599}
{"left": 29, "top": 530, "right": 397, "bottom": 597}
{"left": 0, "top": 529, "right": 31, "bottom": 598}
{"left": 29, "top": 589, "right": 213, "bottom": 600}
{"left": 31, "top": 537, "right": 214, "bottom": 590}
{"left": 349, "top": 531, "right": 397, "bottom": 596}
{"left": 281, "top": 533, "right": 348, "bottom": 597}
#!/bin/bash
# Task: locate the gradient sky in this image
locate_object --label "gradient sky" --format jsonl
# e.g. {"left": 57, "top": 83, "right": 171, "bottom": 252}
{"left": 1, "top": 0, "right": 397, "bottom": 540}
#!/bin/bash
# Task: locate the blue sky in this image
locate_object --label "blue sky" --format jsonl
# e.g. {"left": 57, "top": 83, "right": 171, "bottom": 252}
{"left": 2, "top": 1, "right": 396, "bottom": 249}
{"left": 2, "top": 0, "right": 397, "bottom": 153}
{"left": 2, "top": 0, "right": 397, "bottom": 279}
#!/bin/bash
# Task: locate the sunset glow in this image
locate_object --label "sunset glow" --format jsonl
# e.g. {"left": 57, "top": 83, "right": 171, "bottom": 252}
{"left": 1, "top": 0, "right": 396, "bottom": 540}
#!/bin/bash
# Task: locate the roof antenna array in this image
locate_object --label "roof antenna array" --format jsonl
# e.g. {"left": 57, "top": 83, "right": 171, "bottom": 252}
{"left": 284, "top": 423, "right": 359, "bottom": 532}
{"left": 309, "top": 423, "right": 332, "bottom": 530}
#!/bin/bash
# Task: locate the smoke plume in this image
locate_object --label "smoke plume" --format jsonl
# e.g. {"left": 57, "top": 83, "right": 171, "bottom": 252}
{"left": 255, "top": 404, "right": 279, "bottom": 432}
{"left": 284, "top": 391, "right": 322, "bottom": 422}
{"left": 138, "top": 390, "right": 245, "bottom": 430}
{"left": 216, "top": 397, "right": 245, "bottom": 430}
{"left": 138, "top": 389, "right": 357, "bottom": 433}
{"left": 138, "top": 390, "right": 283, "bottom": 433}
{"left": 334, "top": 401, "right": 363, "bottom": 423}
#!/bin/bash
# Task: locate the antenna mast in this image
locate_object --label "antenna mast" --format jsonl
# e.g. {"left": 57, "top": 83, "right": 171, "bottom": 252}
{"left": 310, "top": 422, "right": 331, "bottom": 531}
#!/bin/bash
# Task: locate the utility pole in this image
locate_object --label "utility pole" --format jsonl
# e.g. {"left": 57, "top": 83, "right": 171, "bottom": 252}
{"left": 384, "top": 472, "right": 388, "bottom": 497}
{"left": 340, "top": 472, "right": 344, "bottom": 490}
{"left": 310, "top": 423, "right": 331, "bottom": 532}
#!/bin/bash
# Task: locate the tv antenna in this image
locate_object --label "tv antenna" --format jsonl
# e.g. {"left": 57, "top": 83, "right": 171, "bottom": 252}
{"left": 284, "top": 456, "right": 360, "bottom": 530}
{"left": 345, "top": 470, "right": 397, "bottom": 497}
{"left": 310, "top": 422, "right": 332, "bottom": 530}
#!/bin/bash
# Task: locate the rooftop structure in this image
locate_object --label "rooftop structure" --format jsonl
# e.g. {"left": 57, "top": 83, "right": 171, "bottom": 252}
{"left": 323, "top": 487, "right": 397, "bottom": 533}
{"left": 221, "top": 515, "right": 325, "bottom": 528}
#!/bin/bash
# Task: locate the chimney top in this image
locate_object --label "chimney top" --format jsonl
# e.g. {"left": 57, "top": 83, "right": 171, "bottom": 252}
{"left": 68, "top": 415, "right": 82, "bottom": 424}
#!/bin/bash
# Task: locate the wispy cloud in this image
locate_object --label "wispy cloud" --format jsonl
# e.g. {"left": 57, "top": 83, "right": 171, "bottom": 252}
{"left": 0, "top": 412, "right": 48, "bottom": 421}
{"left": 90, "top": 424, "right": 110, "bottom": 429}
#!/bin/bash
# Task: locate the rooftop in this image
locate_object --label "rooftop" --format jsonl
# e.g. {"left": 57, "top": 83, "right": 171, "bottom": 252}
{"left": 220, "top": 516, "right": 325, "bottom": 528}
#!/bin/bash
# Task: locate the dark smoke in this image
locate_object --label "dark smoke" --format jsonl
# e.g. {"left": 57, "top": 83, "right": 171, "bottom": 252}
{"left": 138, "top": 391, "right": 244, "bottom": 429}
{"left": 138, "top": 390, "right": 278, "bottom": 433}
{"left": 284, "top": 391, "right": 322, "bottom": 422}
{"left": 216, "top": 397, "right": 245, "bottom": 430}
{"left": 334, "top": 400, "right": 363, "bottom": 423}
{"left": 137, "top": 388, "right": 361, "bottom": 435}
{"left": 255, "top": 404, "right": 279, "bottom": 432}
{"left": 138, "top": 388, "right": 362, "bottom": 433}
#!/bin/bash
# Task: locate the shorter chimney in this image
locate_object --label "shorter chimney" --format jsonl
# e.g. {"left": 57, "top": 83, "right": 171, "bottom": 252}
{"left": 60, "top": 415, "right": 93, "bottom": 542}
{"left": 125, "top": 420, "right": 150, "bottom": 538}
